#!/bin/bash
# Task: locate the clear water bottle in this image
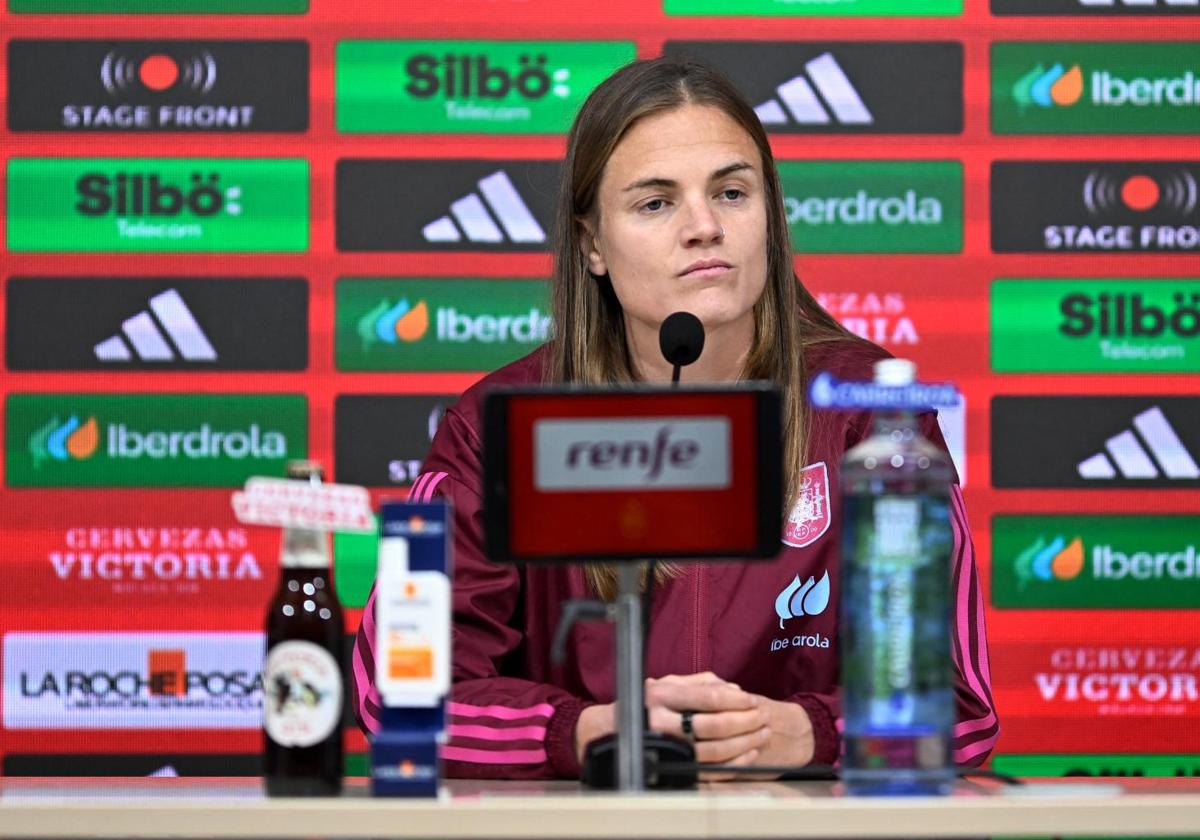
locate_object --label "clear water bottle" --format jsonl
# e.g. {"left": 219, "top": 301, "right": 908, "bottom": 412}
{"left": 839, "top": 359, "right": 956, "bottom": 796}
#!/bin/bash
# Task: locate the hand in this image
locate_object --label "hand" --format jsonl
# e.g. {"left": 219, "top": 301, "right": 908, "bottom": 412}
{"left": 574, "top": 672, "right": 771, "bottom": 781}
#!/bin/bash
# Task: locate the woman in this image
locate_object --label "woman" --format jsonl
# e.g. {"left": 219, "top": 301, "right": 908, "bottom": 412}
{"left": 352, "top": 57, "right": 997, "bottom": 780}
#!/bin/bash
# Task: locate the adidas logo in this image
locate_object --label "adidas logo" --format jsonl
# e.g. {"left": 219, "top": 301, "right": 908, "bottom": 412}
{"left": 421, "top": 170, "right": 546, "bottom": 244}
{"left": 1077, "top": 406, "right": 1200, "bottom": 480}
{"left": 1079, "top": 1, "right": 1198, "bottom": 6}
{"left": 754, "top": 53, "right": 872, "bottom": 127}
{"left": 94, "top": 289, "right": 216, "bottom": 363}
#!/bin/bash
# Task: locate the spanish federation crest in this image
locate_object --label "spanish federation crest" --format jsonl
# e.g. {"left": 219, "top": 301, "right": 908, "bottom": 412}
{"left": 782, "top": 462, "right": 830, "bottom": 548}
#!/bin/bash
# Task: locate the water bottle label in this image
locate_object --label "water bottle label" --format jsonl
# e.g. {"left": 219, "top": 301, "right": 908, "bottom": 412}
{"left": 264, "top": 640, "right": 342, "bottom": 748}
{"left": 844, "top": 733, "right": 948, "bottom": 771}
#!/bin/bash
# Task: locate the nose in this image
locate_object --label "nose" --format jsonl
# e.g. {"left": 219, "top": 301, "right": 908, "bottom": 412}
{"left": 679, "top": 199, "right": 724, "bottom": 246}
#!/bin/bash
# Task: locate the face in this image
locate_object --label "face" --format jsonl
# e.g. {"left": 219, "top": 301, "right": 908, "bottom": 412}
{"left": 581, "top": 103, "right": 769, "bottom": 343}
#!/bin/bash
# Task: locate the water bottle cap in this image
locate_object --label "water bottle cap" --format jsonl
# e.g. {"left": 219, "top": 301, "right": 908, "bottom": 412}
{"left": 874, "top": 358, "right": 916, "bottom": 386}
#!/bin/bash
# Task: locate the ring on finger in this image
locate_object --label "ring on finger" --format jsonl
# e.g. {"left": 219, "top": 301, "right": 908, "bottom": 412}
{"left": 680, "top": 709, "right": 698, "bottom": 740}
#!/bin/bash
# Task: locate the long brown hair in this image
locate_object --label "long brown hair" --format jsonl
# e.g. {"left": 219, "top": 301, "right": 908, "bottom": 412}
{"left": 549, "top": 57, "right": 854, "bottom": 600}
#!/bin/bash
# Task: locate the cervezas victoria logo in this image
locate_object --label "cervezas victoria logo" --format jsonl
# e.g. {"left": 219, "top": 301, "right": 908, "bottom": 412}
{"left": 336, "top": 40, "right": 634, "bottom": 133}
{"left": 662, "top": 41, "right": 962, "bottom": 134}
{"left": 992, "top": 162, "right": 1200, "bottom": 253}
{"left": 6, "top": 158, "right": 308, "bottom": 253}
{"left": 994, "top": 43, "right": 1200, "bottom": 134}
{"left": 7, "top": 40, "right": 308, "bottom": 132}
{"left": 5, "top": 394, "right": 306, "bottom": 488}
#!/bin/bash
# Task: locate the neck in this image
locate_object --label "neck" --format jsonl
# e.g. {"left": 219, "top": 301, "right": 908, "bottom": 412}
{"left": 625, "top": 314, "right": 755, "bottom": 384}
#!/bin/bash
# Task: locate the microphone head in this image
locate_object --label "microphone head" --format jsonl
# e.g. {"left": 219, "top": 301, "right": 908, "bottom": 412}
{"left": 659, "top": 311, "right": 706, "bottom": 368}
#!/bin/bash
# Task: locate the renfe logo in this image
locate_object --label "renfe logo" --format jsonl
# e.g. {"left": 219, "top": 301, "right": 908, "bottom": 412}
{"left": 533, "top": 418, "right": 730, "bottom": 491}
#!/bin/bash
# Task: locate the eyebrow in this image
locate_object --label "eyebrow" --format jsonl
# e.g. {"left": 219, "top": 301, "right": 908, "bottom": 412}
{"left": 621, "top": 160, "right": 757, "bottom": 193}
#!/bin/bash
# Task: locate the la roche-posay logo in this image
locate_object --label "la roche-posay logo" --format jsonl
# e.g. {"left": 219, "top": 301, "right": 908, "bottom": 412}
{"left": 533, "top": 418, "right": 731, "bottom": 491}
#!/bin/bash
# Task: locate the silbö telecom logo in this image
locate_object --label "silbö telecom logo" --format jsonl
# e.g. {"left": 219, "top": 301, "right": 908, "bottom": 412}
{"left": 76, "top": 170, "right": 241, "bottom": 241}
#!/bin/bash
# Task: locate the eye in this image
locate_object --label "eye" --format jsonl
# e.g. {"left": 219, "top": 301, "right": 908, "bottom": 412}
{"left": 721, "top": 188, "right": 745, "bottom": 202}
{"left": 640, "top": 198, "right": 667, "bottom": 213}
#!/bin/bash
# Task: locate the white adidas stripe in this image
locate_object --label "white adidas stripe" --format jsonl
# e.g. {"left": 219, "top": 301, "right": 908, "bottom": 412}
{"left": 93, "top": 289, "right": 216, "bottom": 363}
{"left": 1080, "top": 0, "right": 1198, "bottom": 6}
{"left": 1076, "top": 406, "right": 1200, "bottom": 479}
{"left": 422, "top": 170, "right": 546, "bottom": 244}
{"left": 754, "top": 53, "right": 873, "bottom": 127}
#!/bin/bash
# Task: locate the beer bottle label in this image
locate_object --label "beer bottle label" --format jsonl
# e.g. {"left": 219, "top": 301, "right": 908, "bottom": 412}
{"left": 264, "top": 641, "right": 342, "bottom": 748}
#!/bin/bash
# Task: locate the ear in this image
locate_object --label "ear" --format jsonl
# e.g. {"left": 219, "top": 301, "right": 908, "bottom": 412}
{"left": 578, "top": 217, "right": 608, "bottom": 277}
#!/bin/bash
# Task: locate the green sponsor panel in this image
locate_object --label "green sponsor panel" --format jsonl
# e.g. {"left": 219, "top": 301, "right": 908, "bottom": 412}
{"left": 10, "top": 0, "right": 305, "bottom": 10}
{"left": 994, "top": 42, "right": 1200, "bottom": 135}
{"left": 992, "top": 515, "right": 1200, "bottom": 608}
{"left": 337, "top": 40, "right": 636, "bottom": 134}
{"left": 992, "top": 279, "right": 1200, "bottom": 373}
{"left": 995, "top": 754, "right": 1200, "bottom": 778}
{"left": 334, "top": 521, "right": 379, "bottom": 610}
{"left": 778, "top": 161, "right": 962, "bottom": 254}
{"left": 6, "top": 158, "right": 308, "bottom": 253}
{"left": 345, "top": 753, "right": 370, "bottom": 778}
{"left": 664, "top": 0, "right": 960, "bottom": 16}
{"left": 336, "top": 278, "right": 552, "bottom": 372}
{"left": 6, "top": 394, "right": 306, "bottom": 488}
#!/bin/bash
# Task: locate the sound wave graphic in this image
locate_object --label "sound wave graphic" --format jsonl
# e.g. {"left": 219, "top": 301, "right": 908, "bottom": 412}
{"left": 100, "top": 50, "right": 217, "bottom": 95}
{"left": 1083, "top": 170, "right": 1198, "bottom": 216}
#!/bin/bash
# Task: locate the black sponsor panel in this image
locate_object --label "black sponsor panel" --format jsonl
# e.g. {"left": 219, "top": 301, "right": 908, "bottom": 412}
{"left": 992, "top": 0, "right": 1200, "bottom": 14}
{"left": 7, "top": 40, "right": 307, "bottom": 132}
{"left": 2, "top": 753, "right": 261, "bottom": 776}
{"left": 5, "top": 277, "right": 308, "bottom": 371}
{"left": 334, "top": 395, "right": 456, "bottom": 487}
{"left": 992, "top": 396, "right": 1200, "bottom": 488}
{"left": 335, "top": 159, "right": 559, "bottom": 252}
{"left": 992, "top": 162, "right": 1200, "bottom": 253}
{"left": 663, "top": 41, "right": 962, "bottom": 134}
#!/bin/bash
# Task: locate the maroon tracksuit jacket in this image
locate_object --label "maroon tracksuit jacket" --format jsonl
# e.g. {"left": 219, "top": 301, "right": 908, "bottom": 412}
{"left": 353, "top": 340, "right": 998, "bottom": 779}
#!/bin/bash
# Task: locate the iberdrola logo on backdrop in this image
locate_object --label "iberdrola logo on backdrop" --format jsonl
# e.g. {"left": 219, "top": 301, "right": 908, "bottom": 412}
{"left": 357, "top": 299, "right": 431, "bottom": 350}
{"left": 1013, "top": 64, "right": 1085, "bottom": 110}
{"left": 1014, "top": 534, "right": 1086, "bottom": 588}
{"left": 28, "top": 415, "right": 100, "bottom": 468}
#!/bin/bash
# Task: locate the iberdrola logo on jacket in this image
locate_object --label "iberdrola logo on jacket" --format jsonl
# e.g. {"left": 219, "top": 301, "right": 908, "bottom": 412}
{"left": 774, "top": 570, "right": 831, "bottom": 629}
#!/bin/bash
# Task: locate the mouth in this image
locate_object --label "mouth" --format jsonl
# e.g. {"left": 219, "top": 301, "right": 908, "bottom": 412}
{"left": 679, "top": 259, "right": 732, "bottom": 279}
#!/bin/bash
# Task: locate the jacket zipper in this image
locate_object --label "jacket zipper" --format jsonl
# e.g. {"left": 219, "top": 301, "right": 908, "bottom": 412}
{"left": 692, "top": 565, "right": 704, "bottom": 673}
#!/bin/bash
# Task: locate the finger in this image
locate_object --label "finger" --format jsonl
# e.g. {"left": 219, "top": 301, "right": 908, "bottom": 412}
{"left": 647, "top": 671, "right": 730, "bottom": 687}
{"left": 696, "top": 727, "right": 771, "bottom": 765}
{"left": 647, "top": 681, "right": 758, "bottom": 713}
{"left": 689, "top": 707, "right": 769, "bottom": 741}
{"left": 699, "top": 749, "right": 759, "bottom": 783}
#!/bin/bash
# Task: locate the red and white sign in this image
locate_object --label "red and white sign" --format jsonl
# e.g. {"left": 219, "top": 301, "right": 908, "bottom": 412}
{"left": 232, "top": 477, "right": 374, "bottom": 533}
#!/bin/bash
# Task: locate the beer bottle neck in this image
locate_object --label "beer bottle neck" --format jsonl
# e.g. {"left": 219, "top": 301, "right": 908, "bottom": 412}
{"left": 280, "top": 527, "right": 331, "bottom": 569}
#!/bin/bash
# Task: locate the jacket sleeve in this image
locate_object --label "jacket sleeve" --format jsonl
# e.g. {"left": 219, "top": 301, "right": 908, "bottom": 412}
{"left": 351, "top": 406, "right": 592, "bottom": 780}
{"left": 793, "top": 411, "right": 998, "bottom": 768}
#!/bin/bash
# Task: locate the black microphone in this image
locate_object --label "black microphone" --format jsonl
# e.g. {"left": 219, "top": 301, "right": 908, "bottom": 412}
{"left": 658, "top": 311, "right": 705, "bottom": 385}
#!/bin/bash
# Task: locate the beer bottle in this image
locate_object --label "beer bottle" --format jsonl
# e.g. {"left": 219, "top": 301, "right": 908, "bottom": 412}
{"left": 263, "top": 460, "right": 345, "bottom": 796}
